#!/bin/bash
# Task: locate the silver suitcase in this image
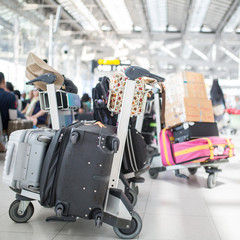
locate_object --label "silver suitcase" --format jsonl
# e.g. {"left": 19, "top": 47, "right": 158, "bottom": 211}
{"left": 2, "top": 128, "right": 54, "bottom": 192}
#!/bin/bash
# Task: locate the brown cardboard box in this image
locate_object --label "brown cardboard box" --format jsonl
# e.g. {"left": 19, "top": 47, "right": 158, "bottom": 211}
{"left": 166, "top": 71, "right": 207, "bottom": 99}
{"left": 165, "top": 98, "right": 214, "bottom": 128}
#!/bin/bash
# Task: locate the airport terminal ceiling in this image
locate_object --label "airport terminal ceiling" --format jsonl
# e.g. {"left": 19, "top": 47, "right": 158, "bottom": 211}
{"left": 0, "top": 0, "right": 240, "bottom": 89}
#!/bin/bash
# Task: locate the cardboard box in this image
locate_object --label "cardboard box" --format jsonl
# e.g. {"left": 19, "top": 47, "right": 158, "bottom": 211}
{"left": 165, "top": 98, "right": 214, "bottom": 129}
{"left": 165, "top": 71, "right": 207, "bottom": 100}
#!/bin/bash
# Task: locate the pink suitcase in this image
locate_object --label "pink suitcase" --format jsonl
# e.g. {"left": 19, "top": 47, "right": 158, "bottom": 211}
{"left": 160, "top": 128, "right": 234, "bottom": 166}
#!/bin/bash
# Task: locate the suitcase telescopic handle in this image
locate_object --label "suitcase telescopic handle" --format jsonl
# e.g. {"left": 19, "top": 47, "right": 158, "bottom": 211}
{"left": 125, "top": 66, "right": 165, "bottom": 82}
{"left": 37, "top": 135, "right": 53, "bottom": 144}
{"left": 5, "top": 143, "right": 15, "bottom": 175}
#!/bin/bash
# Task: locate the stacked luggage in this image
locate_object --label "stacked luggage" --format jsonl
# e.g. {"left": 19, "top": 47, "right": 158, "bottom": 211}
{"left": 149, "top": 71, "right": 235, "bottom": 188}
{"left": 92, "top": 70, "right": 155, "bottom": 200}
{"left": 2, "top": 61, "right": 164, "bottom": 239}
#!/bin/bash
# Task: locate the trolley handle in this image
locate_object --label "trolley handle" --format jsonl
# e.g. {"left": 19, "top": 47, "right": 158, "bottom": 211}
{"left": 125, "top": 66, "right": 165, "bottom": 82}
{"left": 26, "top": 73, "right": 56, "bottom": 85}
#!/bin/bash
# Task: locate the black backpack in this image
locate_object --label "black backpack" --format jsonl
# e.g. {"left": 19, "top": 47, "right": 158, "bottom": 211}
{"left": 92, "top": 76, "right": 117, "bottom": 125}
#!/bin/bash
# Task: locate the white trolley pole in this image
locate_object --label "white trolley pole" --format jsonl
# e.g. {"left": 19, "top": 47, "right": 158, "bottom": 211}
{"left": 104, "top": 79, "right": 136, "bottom": 221}
{"left": 47, "top": 84, "right": 60, "bottom": 130}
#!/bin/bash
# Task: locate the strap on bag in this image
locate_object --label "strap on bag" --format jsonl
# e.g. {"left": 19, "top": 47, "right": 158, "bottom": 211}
{"left": 161, "top": 128, "right": 176, "bottom": 166}
{"left": 202, "top": 137, "right": 214, "bottom": 159}
{"left": 159, "top": 83, "right": 165, "bottom": 124}
{"left": 225, "top": 138, "right": 234, "bottom": 157}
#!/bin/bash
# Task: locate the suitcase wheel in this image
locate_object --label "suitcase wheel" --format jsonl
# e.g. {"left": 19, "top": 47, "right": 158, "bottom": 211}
{"left": 126, "top": 188, "right": 137, "bottom": 207}
{"left": 188, "top": 167, "right": 198, "bottom": 175}
{"left": 113, "top": 211, "right": 142, "bottom": 239}
{"left": 207, "top": 173, "right": 218, "bottom": 189}
{"left": 9, "top": 200, "right": 34, "bottom": 223}
{"left": 149, "top": 168, "right": 159, "bottom": 179}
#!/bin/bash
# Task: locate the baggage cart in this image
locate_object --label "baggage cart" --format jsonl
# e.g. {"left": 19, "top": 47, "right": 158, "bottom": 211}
{"left": 148, "top": 87, "right": 231, "bottom": 189}
{"left": 4, "top": 67, "right": 164, "bottom": 239}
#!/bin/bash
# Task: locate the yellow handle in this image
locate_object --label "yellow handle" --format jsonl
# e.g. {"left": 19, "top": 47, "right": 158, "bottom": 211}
{"left": 225, "top": 138, "right": 234, "bottom": 157}
{"left": 202, "top": 138, "right": 214, "bottom": 159}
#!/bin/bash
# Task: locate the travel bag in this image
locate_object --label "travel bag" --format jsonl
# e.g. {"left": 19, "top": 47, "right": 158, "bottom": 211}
{"left": 39, "top": 121, "right": 119, "bottom": 220}
{"left": 2, "top": 128, "right": 54, "bottom": 191}
{"left": 173, "top": 122, "right": 219, "bottom": 143}
{"left": 108, "top": 70, "right": 149, "bottom": 116}
{"left": 160, "top": 128, "right": 234, "bottom": 166}
{"left": 92, "top": 76, "right": 117, "bottom": 125}
{"left": 122, "top": 127, "right": 148, "bottom": 173}
{"left": 8, "top": 119, "right": 33, "bottom": 136}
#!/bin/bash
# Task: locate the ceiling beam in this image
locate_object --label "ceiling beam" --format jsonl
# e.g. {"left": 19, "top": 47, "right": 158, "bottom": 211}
{"left": 140, "top": 0, "right": 151, "bottom": 33}
{"left": 153, "top": 55, "right": 238, "bottom": 71}
{"left": 0, "top": 0, "right": 42, "bottom": 27}
{"left": 44, "top": 0, "right": 83, "bottom": 31}
{"left": 0, "top": 17, "right": 13, "bottom": 31}
{"left": 93, "top": 0, "right": 118, "bottom": 36}
{"left": 215, "top": 0, "right": 240, "bottom": 36}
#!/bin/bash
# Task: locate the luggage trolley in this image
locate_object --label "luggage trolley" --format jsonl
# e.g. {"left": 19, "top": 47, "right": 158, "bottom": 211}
{"left": 148, "top": 86, "right": 230, "bottom": 188}
{"left": 4, "top": 67, "right": 164, "bottom": 239}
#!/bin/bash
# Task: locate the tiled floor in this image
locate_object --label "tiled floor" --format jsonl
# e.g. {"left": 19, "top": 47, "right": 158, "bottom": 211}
{"left": 0, "top": 133, "right": 239, "bottom": 240}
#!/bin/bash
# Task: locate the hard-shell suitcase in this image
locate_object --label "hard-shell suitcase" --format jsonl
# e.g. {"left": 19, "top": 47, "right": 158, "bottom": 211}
{"left": 8, "top": 119, "right": 33, "bottom": 136}
{"left": 160, "top": 129, "right": 234, "bottom": 166}
{"left": 2, "top": 129, "right": 54, "bottom": 191}
{"left": 39, "top": 122, "right": 119, "bottom": 219}
{"left": 173, "top": 122, "right": 219, "bottom": 143}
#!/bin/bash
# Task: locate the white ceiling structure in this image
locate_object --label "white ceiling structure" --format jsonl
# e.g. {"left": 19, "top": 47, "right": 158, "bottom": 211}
{"left": 0, "top": 0, "right": 240, "bottom": 80}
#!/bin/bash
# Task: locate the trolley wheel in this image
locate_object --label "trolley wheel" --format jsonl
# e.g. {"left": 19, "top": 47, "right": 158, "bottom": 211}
{"left": 127, "top": 189, "right": 137, "bottom": 207}
{"left": 188, "top": 167, "right": 198, "bottom": 175}
{"left": 113, "top": 211, "right": 142, "bottom": 239}
{"left": 207, "top": 173, "right": 218, "bottom": 189}
{"left": 132, "top": 185, "right": 139, "bottom": 196}
{"left": 9, "top": 200, "right": 34, "bottom": 223}
{"left": 149, "top": 168, "right": 159, "bottom": 179}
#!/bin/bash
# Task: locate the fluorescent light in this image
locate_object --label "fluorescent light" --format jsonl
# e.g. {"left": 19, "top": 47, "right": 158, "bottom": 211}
{"left": 224, "top": 6, "right": 240, "bottom": 32}
{"left": 220, "top": 46, "right": 240, "bottom": 63}
{"left": 188, "top": 44, "right": 209, "bottom": 61}
{"left": 100, "top": 0, "right": 133, "bottom": 33}
{"left": 212, "top": 44, "right": 216, "bottom": 62}
{"left": 146, "top": 0, "right": 167, "bottom": 31}
{"left": 159, "top": 45, "right": 176, "bottom": 58}
{"left": 58, "top": 0, "right": 100, "bottom": 31}
{"left": 165, "top": 42, "right": 181, "bottom": 50}
{"left": 188, "top": 0, "right": 211, "bottom": 32}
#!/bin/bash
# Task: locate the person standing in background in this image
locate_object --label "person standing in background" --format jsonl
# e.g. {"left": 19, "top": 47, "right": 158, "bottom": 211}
{"left": 0, "top": 72, "right": 16, "bottom": 152}
{"left": 5, "top": 81, "right": 25, "bottom": 119}
{"left": 79, "top": 93, "right": 92, "bottom": 114}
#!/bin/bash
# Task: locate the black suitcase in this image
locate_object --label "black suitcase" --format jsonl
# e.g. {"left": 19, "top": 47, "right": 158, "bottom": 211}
{"left": 122, "top": 128, "right": 148, "bottom": 174}
{"left": 39, "top": 122, "right": 119, "bottom": 219}
{"left": 173, "top": 122, "right": 219, "bottom": 143}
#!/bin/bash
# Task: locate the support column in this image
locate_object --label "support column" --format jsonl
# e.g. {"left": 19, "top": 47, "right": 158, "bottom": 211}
{"left": 48, "top": 14, "right": 54, "bottom": 66}
{"left": 13, "top": 16, "right": 19, "bottom": 86}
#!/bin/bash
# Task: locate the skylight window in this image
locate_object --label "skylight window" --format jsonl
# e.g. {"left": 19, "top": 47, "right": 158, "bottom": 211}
{"left": 100, "top": 0, "right": 133, "bottom": 33}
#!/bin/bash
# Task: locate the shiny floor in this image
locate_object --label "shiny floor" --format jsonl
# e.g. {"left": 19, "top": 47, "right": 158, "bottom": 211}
{"left": 0, "top": 133, "right": 239, "bottom": 240}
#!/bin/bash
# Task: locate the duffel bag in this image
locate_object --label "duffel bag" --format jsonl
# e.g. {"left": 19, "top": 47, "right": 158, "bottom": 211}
{"left": 160, "top": 128, "right": 234, "bottom": 166}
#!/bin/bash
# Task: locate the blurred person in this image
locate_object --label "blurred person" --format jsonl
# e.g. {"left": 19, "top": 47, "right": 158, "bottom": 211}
{"left": 79, "top": 93, "right": 92, "bottom": 114}
{"left": 21, "top": 90, "right": 34, "bottom": 114}
{"left": 235, "top": 96, "right": 240, "bottom": 110}
{"left": 24, "top": 88, "right": 47, "bottom": 126}
{"left": 21, "top": 91, "right": 28, "bottom": 110}
{"left": 0, "top": 72, "right": 17, "bottom": 152}
{"left": 13, "top": 90, "right": 22, "bottom": 112}
{"left": 5, "top": 81, "right": 14, "bottom": 92}
{"left": 210, "top": 79, "right": 226, "bottom": 121}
